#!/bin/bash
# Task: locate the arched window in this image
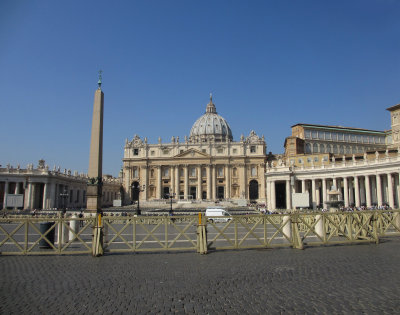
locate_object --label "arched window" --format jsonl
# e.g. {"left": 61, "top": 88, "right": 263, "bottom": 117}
{"left": 305, "top": 143, "right": 311, "bottom": 154}
{"left": 333, "top": 144, "right": 338, "bottom": 154}
{"left": 339, "top": 145, "right": 344, "bottom": 154}
{"left": 313, "top": 143, "right": 319, "bottom": 153}
{"left": 320, "top": 144, "right": 325, "bottom": 153}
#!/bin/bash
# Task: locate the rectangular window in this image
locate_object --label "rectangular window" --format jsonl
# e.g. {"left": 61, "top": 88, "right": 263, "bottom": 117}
{"left": 233, "top": 149, "right": 237, "bottom": 154}
{"left": 305, "top": 130, "right": 311, "bottom": 139}
{"left": 318, "top": 132, "right": 324, "bottom": 140}
{"left": 163, "top": 149, "right": 169, "bottom": 155}
{"left": 307, "top": 157, "right": 312, "bottom": 163}
{"left": 325, "top": 132, "right": 332, "bottom": 140}
{"left": 314, "top": 157, "right": 319, "bottom": 162}
{"left": 163, "top": 167, "right": 169, "bottom": 177}
{"left": 338, "top": 133, "right": 344, "bottom": 141}
{"left": 311, "top": 131, "right": 317, "bottom": 139}
{"left": 133, "top": 149, "right": 139, "bottom": 155}
{"left": 344, "top": 134, "right": 349, "bottom": 141}
{"left": 150, "top": 150, "right": 155, "bottom": 156}
{"left": 217, "top": 149, "right": 223, "bottom": 154}
{"left": 190, "top": 168, "right": 196, "bottom": 177}
{"left": 133, "top": 168, "right": 138, "bottom": 178}
{"left": 357, "top": 135, "right": 362, "bottom": 142}
{"left": 217, "top": 167, "right": 223, "bottom": 177}
{"left": 250, "top": 146, "right": 256, "bottom": 153}
{"left": 298, "top": 158, "right": 303, "bottom": 164}
{"left": 351, "top": 134, "right": 356, "bottom": 142}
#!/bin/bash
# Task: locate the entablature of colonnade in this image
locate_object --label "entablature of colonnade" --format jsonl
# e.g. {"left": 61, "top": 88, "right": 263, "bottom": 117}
{"left": 266, "top": 153, "right": 400, "bottom": 180}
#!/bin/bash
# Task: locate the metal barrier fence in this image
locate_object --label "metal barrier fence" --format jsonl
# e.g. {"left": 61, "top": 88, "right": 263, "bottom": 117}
{"left": 0, "top": 210, "right": 399, "bottom": 255}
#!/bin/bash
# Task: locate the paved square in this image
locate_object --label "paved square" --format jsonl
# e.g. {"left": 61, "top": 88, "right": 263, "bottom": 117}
{"left": 1, "top": 238, "right": 400, "bottom": 314}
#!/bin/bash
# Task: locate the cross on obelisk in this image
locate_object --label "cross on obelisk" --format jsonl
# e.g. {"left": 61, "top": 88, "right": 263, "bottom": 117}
{"left": 86, "top": 70, "right": 104, "bottom": 213}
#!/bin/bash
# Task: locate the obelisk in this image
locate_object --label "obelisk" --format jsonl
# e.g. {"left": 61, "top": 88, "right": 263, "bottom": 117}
{"left": 86, "top": 71, "right": 104, "bottom": 213}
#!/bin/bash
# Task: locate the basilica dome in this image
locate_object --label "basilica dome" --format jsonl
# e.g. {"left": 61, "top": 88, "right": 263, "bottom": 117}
{"left": 189, "top": 95, "right": 233, "bottom": 142}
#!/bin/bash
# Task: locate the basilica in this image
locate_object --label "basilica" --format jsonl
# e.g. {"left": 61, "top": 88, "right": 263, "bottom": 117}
{"left": 122, "top": 95, "right": 266, "bottom": 204}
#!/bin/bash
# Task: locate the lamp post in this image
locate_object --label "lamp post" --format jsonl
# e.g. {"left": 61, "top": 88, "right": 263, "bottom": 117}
{"left": 60, "top": 189, "right": 69, "bottom": 216}
{"left": 132, "top": 183, "right": 145, "bottom": 215}
{"left": 167, "top": 193, "right": 176, "bottom": 215}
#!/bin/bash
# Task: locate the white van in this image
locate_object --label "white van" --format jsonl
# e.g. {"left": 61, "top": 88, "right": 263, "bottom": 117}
{"left": 205, "top": 208, "right": 232, "bottom": 223}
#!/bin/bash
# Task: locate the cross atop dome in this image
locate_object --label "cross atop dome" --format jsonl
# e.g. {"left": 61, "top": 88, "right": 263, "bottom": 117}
{"left": 206, "top": 93, "right": 217, "bottom": 114}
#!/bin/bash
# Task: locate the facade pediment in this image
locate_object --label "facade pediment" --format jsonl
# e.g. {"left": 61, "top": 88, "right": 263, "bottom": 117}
{"left": 174, "top": 149, "right": 210, "bottom": 158}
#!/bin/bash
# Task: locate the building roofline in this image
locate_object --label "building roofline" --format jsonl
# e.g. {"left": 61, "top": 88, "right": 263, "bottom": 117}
{"left": 386, "top": 104, "right": 400, "bottom": 112}
{"left": 291, "top": 123, "right": 386, "bottom": 134}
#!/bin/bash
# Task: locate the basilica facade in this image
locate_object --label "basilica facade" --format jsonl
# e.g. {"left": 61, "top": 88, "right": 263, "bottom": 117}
{"left": 122, "top": 96, "right": 266, "bottom": 204}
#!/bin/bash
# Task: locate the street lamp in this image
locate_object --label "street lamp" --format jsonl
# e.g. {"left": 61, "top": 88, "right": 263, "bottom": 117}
{"left": 60, "top": 189, "right": 69, "bottom": 215}
{"left": 132, "top": 183, "right": 145, "bottom": 215}
{"left": 167, "top": 193, "right": 176, "bottom": 215}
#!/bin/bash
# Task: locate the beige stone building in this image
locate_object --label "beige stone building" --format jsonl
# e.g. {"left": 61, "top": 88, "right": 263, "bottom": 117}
{"left": 122, "top": 96, "right": 266, "bottom": 204}
{"left": 0, "top": 160, "right": 121, "bottom": 210}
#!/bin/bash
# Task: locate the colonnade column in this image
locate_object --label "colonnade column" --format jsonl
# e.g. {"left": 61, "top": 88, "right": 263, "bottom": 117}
{"left": 354, "top": 176, "right": 360, "bottom": 207}
{"left": 365, "top": 175, "right": 372, "bottom": 207}
{"left": 2, "top": 181, "right": 9, "bottom": 209}
{"left": 26, "top": 183, "right": 33, "bottom": 209}
{"left": 270, "top": 180, "right": 276, "bottom": 210}
{"left": 301, "top": 180, "right": 306, "bottom": 193}
{"left": 349, "top": 179, "right": 354, "bottom": 206}
{"left": 286, "top": 179, "right": 292, "bottom": 210}
{"left": 376, "top": 174, "right": 382, "bottom": 206}
{"left": 184, "top": 165, "right": 189, "bottom": 199}
{"left": 311, "top": 179, "right": 316, "bottom": 209}
{"left": 174, "top": 166, "right": 180, "bottom": 196}
{"left": 322, "top": 178, "right": 327, "bottom": 208}
{"left": 157, "top": 166, "right": 162, "bottom": 199}
{"left": 359, "top": 177, "right": 366, "bottom": 205}
{"left": 387, "top": 173, "right": 395, "bottom": 208}
{"left": 343, "top": 177, "right": 349, "bottom": 207}
{"left": 170, "top": 166, "right": 175, "bottom": 197}
{"left": 42, "top": 183, "right": 48, "bottom": 209}
{"left": 225, "top": 165, "right": 230, "bottom": 199}
{"left": 197, "top": 165, "right": 202, "bottom": 200}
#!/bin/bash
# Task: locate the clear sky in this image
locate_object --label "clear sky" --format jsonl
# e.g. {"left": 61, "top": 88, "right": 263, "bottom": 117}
{"left": 1, "top": 0, "right": 399, "bottom": 176}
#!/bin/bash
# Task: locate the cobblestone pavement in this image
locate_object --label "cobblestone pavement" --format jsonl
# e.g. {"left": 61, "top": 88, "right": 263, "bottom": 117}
{"left": 1, "top": 238, "right": 400, "bottom": 314}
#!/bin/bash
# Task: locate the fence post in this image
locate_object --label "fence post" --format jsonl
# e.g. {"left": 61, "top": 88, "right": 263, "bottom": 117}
{"left": 196, "top": 212, "right": 207, "bottom": 254}
{"left": 315, "top": 214, "right": 325, "bottom": 242}
{"left": 92, "top": 213, "right": 104, "bottom": 257}
{"left": 291, "top": 214, "right": 303, "bottom": 250}
{"left": 372, "top": 212, "right": 379, "bottom": 244}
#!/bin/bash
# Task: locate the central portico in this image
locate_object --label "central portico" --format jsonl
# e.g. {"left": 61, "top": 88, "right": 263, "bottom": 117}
{"left": 122, "top": 95, "right": 266, "bottom": 204}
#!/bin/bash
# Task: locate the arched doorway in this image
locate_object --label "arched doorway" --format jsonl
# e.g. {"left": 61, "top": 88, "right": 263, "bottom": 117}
{"left": 249, "top": 180, "right": 259, "bottom": 200}
{"left": 131, "top": 181, "right": 139, "bottom": 202}
{"left": 217, "top": 186, "right": 224, "bottom": 199}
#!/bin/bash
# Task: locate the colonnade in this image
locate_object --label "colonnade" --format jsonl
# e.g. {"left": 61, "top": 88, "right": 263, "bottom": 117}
{"left": 267, "top": 171, "right": 400, "bottom": 210}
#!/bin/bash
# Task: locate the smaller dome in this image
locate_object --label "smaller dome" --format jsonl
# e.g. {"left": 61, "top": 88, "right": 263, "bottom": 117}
{"left": 189, "top": 95, "right": 233, "bottom": 142}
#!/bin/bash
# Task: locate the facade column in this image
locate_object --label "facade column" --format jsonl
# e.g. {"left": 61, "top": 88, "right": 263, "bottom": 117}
{"left": 343, "top": 177, "right": 349, "bottom": 207}
{"left": 143, "top": 166, "right": 149, "bottom": 201}
{"left": 184, "top": 165, "right": 189, "bottom": 199}
{"left": 354, "top": 176, "right": 360, "bottom": 207}
{"left": 387, "top": 173, "right": 395, "bottom": 209}
{"left": 225, "top": 165, "right": 230, "bottom": 199}
{"left": 259, "top": 165, "right": 266, "bottom": 200}
{"left": 322, "top": 178, "right": 327, "bottom": 208}
{"left": 270, "top": 180, "right": 276, "bottom": 210}
{"left": 207, "top": 165, "right": 211, "bottom": 200}
{"left": 157, "top": 166, "right": 162, "bottom": 199}
{"left": 365, "top": 175, "right": 372, "bottom": 207}
{"left": 197, "top": 165, "right": 202, "bottom": 200}
{"left": 376, "top": 174, "right": 383, "bottom": 206}
{"left": 240, "top": 164, "right": 247, "bottom": 199}
{"left": 286, "top": 179, "right": 292, "bottom": 210}
{"left": 15, "top": 182, "right": 20, "bottom": 194}
{"left": 311, "top": 179, "right": 316, "bottom": 210}
{"left": 212, "top": 165, "right": 216, "bottom": 200}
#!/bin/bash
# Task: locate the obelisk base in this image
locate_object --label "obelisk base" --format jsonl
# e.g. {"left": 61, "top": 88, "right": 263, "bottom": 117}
{"left": 86, "top": 184, "right": 102, "bottom": 213}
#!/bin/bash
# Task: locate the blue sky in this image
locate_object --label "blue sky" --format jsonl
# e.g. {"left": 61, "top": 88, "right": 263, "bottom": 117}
{"left": 1, "top": 0, "right": 399, "bottom": 176}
